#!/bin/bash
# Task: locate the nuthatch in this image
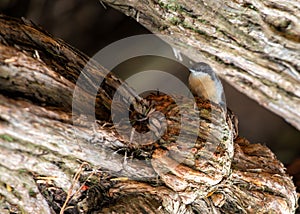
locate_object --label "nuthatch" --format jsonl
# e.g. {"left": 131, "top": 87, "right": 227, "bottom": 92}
{"left": 189, "top": 62, "right": 225, "bottom": 107}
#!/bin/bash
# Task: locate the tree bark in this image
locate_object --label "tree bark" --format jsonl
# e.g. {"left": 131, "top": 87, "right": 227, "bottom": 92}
{"left": 0, "top": 14, "right": 298, "bottom": 213}
{"left": 103, "top": 0, "right": 300, "bottom": 131}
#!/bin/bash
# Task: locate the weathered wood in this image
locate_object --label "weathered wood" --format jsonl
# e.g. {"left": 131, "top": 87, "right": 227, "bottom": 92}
{"left": 0, "top": 14, "right": 298, "bottom": 213}
{"left": 103, "top": 0, "right": 300, "bottom": 131}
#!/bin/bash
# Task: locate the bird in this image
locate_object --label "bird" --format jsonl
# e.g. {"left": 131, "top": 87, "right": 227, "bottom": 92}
{"left": 188, "top": 62, "right": 226, "bottom": 108}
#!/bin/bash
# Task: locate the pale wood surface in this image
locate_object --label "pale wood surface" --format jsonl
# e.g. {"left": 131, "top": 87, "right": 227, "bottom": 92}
{"left": 0, "top": 14, "right": 298, "bottom": 213}
{"left": 104, "top": 0, "right": 300, "bottom": 131}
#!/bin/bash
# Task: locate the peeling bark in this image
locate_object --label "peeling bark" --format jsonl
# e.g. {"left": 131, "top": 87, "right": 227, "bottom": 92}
{"left": 0, "top": 14, "right": 298, "bottom": 213}
{"left": 103, "top": 0, "right": 300, "bottom": 131}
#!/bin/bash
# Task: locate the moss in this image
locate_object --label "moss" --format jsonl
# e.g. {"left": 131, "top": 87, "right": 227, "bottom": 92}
{"left": 170, "top": 17, "right": 182, "bottom": 25}
{"left": 0, "top": 134, "right": 14, "bottom": 142}
{"left": 28, "top": 189, "right": 37, "bottom": 198}
{"left": 166, "top": 4, "right": 181, "bottom": 11}
{"left": 158, "top": 0, "right": 182, "bottom": 12}
{"left": 181, "top": 21, "right": 209, "bottom": 36}
{"left": 198, "top": 19, "right": 208, "bottom": 24}
{"left": 18, "top": 169, "right": 27, "bottom": 174}
{"left": 158, "top": 0, "right": 212, "bottom": 38}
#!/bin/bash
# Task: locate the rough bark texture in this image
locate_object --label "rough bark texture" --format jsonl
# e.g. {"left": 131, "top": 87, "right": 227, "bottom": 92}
{"left": 103, "top": 0, "right": 300, "bottom": 131}
{"left": 0, "top": 14, "right": 298, "bottom": 214}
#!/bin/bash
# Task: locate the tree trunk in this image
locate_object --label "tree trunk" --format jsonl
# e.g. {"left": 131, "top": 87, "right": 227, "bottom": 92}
{"left": 0, "top": 14, "right": 298, "bottom": 214}
{"left": 103, "top": 0, "right": 300, "bottom": 131}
